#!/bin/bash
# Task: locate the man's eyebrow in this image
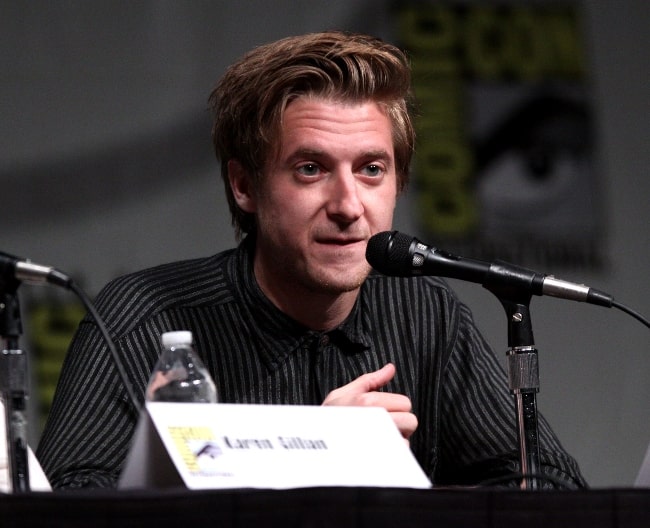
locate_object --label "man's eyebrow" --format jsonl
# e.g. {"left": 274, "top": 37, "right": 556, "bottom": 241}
{"left": 362, "top": 149, "right": 393, "bottom": 161}
{"left": 283, "top": 148, "right": 394, "bottom": 164}
{"left": 284, "top": 148, "right": 326, "bottom": 163}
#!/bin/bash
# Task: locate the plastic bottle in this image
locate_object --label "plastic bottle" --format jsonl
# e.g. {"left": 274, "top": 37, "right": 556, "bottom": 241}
{"left": 145, "top": 330, "right": 218, "bottom": 403}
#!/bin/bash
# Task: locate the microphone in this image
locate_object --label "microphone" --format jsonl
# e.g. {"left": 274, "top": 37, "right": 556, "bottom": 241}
{"left": 0, "top": 251, "right": 72, "bottom": 288}
{"left": 0, "top": 250, "right": 141, "bottom": 413}
{"left": 366, "top": 231, "right": 614, "bottom": 307}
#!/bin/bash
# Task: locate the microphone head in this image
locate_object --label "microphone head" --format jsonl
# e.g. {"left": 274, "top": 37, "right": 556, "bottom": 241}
{"left": 0, "top": 251, "right": 19, "bottom": 286}
{"left": 366, "top": 231, "right": 414, "bottom": 276}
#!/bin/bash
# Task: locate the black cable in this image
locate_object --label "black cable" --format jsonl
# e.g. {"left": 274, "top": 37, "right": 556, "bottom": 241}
{"left": 67, "top": 280, "right": 142, "bottom": 416}
{"left": 611, "top": 300, "right": 650, "bottom": 329}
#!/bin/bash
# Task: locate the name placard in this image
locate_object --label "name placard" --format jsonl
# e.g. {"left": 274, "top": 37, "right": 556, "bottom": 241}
{"left": 635, "top": 441, "right": 650, "bottom": 487}
{"left": 119, "top": 402, "right": 431, "bottom": 490}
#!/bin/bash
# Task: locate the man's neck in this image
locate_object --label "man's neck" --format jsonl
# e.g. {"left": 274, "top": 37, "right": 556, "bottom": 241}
{"left": 253, "top": 268, "right": 360, "bottom": 331}
{"left": 268, "top": 285, "right": 359, "bottom": 331}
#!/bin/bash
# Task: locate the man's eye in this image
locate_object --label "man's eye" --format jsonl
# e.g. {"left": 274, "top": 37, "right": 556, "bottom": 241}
{"left": 362, "top": 164, "right": 383, "bottom": 177}
{"left": 297, "top": 163, "right": 320, "bottom": 176}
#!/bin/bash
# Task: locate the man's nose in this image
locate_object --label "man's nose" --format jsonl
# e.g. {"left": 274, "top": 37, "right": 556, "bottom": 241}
{"left": 325, "top": 172, "right": 364, "bottom": 222}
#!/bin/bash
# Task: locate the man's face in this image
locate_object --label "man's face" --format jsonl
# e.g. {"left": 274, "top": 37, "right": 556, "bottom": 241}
{"left": 234, "top": 96, "right": 398, "bottom": 302}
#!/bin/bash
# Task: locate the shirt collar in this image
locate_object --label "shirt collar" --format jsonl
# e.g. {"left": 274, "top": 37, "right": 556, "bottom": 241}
{"left": 226, "top": 236, "right": 371, "bottom": 371}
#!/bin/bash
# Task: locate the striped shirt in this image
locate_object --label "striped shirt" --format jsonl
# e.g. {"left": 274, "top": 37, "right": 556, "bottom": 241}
{"left": 37, "top": 237, "right": 586, "bottom": 489}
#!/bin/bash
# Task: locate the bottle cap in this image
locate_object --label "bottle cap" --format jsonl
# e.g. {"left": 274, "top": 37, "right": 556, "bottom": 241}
{"left": 161, "top": 330, "right": 193, "bottom": 348}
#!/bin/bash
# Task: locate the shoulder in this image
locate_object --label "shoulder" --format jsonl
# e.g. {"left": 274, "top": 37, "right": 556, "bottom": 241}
{"left": 91, "top": 249, "right": 236, "bottom": 335}
{"left": 361, "top": 272, "right": 475, "bottom": 337}
{"left": 363, "top": 271, "right": 460, "bottom": 306}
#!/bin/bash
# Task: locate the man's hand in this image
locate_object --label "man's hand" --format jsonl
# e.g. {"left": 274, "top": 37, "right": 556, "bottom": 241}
{"left": 322, "top": 363, "right": 418, "bottom": 443}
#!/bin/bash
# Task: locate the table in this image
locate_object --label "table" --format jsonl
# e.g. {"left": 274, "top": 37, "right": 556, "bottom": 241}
{"left": 1, "top": 487, "right": 649, "bottom": 527}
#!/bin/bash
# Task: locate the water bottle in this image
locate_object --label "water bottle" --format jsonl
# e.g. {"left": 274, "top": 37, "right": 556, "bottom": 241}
{"left": 145, "top": 330, "right": 218, "bottom": 403}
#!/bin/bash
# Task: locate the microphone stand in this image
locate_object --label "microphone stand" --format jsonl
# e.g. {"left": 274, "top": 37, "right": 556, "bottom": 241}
{"left": 484, "top": 268, "right": 541, "bottom": 490}
{"left": 0, "top": 276, "right": 30, "bottom": 493}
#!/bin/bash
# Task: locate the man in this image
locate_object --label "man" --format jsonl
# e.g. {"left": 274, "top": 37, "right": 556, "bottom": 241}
{"left": 37, "top": 31, "right": 586, "bottom": 489}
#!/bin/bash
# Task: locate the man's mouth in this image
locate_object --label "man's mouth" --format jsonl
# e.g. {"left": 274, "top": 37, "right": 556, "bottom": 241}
{"left": 317, "top": 237, "right": 365, "bottom": 246}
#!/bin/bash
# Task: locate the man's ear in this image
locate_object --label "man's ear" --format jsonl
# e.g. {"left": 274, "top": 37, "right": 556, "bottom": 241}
{"left": 228, "top": 159, "right": 256, "bottom": 213}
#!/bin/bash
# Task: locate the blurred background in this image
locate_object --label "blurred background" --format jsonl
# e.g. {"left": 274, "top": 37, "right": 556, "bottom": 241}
{"left": 1, "top": 0, "right": 648, "bottom": 487}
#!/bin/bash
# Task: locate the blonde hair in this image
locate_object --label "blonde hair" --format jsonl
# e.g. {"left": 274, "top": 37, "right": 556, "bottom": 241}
{"left": 209, "top": 31, "right": 415, "bottom": 238}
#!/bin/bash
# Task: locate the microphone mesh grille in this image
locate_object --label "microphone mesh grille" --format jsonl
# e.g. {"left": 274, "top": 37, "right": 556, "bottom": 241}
{"left": 366, "top": 231, "right": 413, "bottom": 276}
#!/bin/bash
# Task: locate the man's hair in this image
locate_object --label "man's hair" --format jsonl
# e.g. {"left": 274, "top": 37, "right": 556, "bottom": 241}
{"left": 209, "top": 31, "right": 415, "bottom": 238}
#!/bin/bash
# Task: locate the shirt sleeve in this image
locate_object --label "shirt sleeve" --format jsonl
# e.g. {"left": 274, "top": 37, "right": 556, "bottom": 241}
{"left": 36, "top": 318, "right": 141, "bottom": 489}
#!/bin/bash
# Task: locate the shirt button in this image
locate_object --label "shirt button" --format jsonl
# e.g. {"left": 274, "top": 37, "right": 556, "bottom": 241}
{"left": 319, "top": 334, "right": 330, "bottom": 346}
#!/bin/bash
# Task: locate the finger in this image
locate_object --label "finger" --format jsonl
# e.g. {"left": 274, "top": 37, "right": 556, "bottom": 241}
{"left": 355, "top": 391, "right": 412, "bottom": 412}
{"left": 322, "top": 364, "right": 395, "bottom": 406}
{"left": 363, "top": 362, "right": 396, "bottom": 391}
{"left": 390, "top": 410, "right": 419, "bottom": 440}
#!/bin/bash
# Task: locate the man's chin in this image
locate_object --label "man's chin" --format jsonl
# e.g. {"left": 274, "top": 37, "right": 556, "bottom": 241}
{"left": 312, "top": 267, "right": 370, "bottom": 294}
